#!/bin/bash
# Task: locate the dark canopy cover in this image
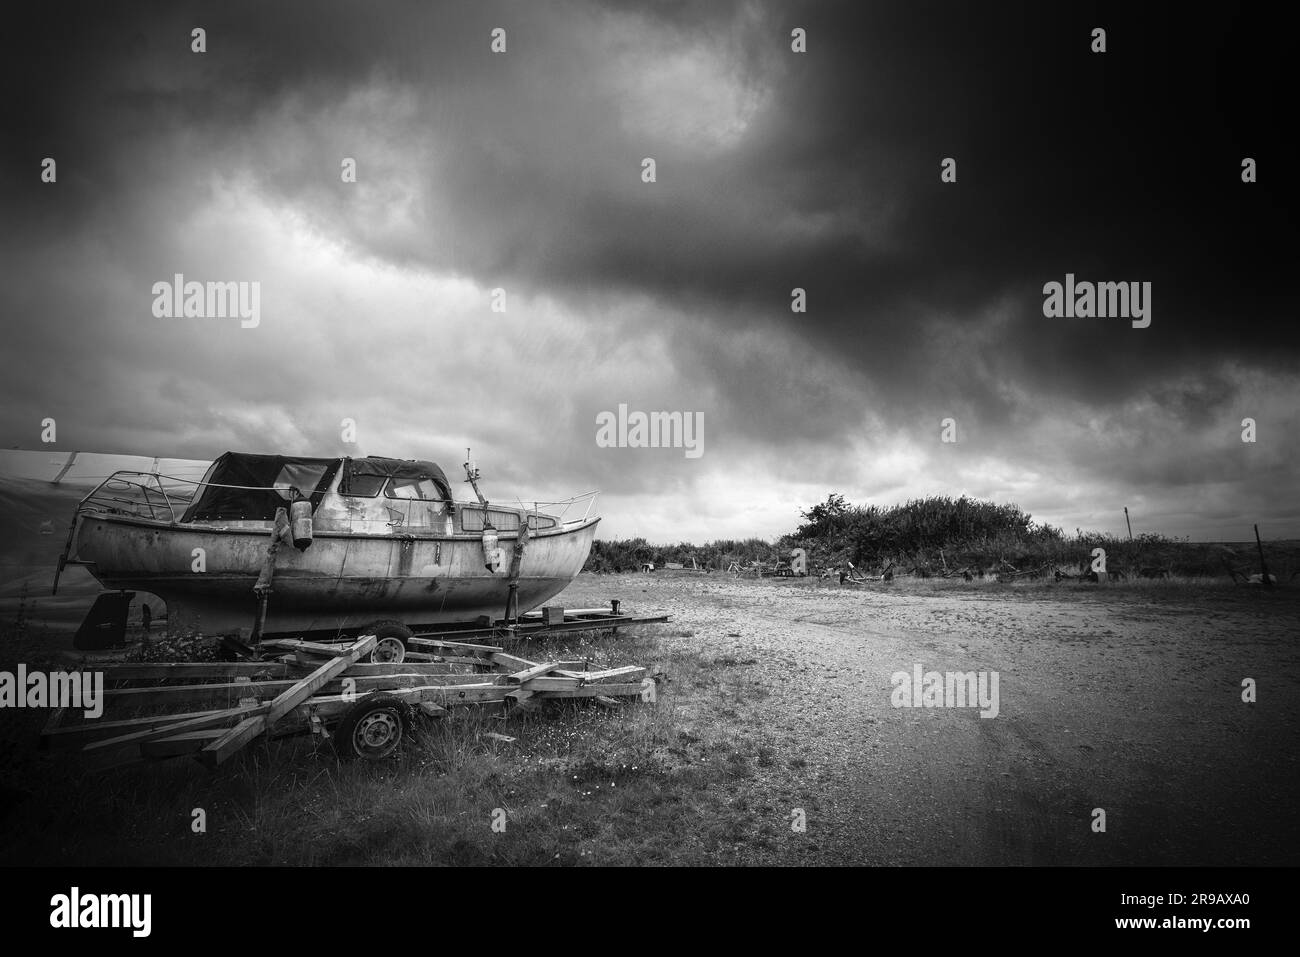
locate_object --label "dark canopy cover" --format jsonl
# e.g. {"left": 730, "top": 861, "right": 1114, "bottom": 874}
{"left": 339, "top": 456, "right": 451, "bottom": 499}
{"left": 181, "top": 453, "right": 450, "bottom": 522}
{"left": 181, "top": 453, "right": 340, "bottom": 522}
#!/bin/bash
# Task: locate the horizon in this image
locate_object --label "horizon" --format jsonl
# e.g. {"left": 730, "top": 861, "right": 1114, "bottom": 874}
{"left": 0, "top": 448, "right": 1290, "bottom": 550}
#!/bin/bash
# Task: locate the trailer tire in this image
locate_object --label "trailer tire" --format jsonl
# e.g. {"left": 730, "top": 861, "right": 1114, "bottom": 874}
{"left": 362, "top": 619, "right": 412, "bottom": 664}
{"left": 334, "top": 692, "right": 410, "bottom": 760}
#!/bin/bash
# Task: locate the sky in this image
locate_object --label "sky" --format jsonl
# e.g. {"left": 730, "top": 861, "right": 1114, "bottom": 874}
{"left": 1, "top": 1, "right": 1295, "bottom": 543}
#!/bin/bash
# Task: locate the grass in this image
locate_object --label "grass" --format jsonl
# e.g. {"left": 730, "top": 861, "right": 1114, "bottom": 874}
{"left": 0, "top": 621, "right": 789, "bottom": 866}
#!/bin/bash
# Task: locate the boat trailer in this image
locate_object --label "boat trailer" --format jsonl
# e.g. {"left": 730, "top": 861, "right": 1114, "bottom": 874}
{"left": 42, "top": 619, "right": 666, "bottom": 767}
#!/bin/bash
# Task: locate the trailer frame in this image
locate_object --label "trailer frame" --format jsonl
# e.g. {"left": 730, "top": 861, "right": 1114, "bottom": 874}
{"left": 43, "top": 604, "right": 668, "bottom": 768}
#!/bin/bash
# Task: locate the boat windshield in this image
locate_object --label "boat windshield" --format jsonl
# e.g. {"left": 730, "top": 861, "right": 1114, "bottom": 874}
{"left": 386, "top": 476, "right": 443, "bottom": 500}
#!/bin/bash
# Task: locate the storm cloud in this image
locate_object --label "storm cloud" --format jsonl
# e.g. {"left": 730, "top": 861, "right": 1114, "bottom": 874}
{"left": 1, "top": 1, "right": 1295, "bottom": 541}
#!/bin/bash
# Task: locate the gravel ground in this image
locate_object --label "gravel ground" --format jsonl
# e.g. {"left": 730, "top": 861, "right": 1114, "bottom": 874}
{"left": 560, "top": 573, "right": 1300, "bottom": 865}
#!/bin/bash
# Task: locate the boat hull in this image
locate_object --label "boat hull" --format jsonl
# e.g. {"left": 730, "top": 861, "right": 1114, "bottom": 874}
{"left": 72, "top": 515, "right": 599, "bottom": 635}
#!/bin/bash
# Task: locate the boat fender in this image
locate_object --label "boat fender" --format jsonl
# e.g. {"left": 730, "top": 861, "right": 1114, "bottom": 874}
{"left": 290, "top": 499, "right": 314, "bottom": 551}
{"left": 481, "top": 525, "right": 500, "bottom": 572}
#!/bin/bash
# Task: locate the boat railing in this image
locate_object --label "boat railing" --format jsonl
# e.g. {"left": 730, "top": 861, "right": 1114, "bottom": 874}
{"left": 526, "top": 490, "right": 599, "bottom": 528}
{"left": 74, "top": 470, "right": 306, "bottom": 525}
{"left": 76, "top": 472, "right": 600, "bottom": 529}
{"left": 74, "top": 471, "right": 196, "bottom": 525}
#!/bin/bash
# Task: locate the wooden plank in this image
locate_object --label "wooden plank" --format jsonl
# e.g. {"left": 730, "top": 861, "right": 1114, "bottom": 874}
{"left": 504, "top": 688, "right": 539, "bottom": 711}
{"left": 507, "top": 661, "right": 563, "bottom": 683}
{"left": 533, "top": 682, "right": 645, "bottom": 699}
{"left": 42, "top": 708, "right": 230, "bottom": 749}
{"left": 104, "top": 680, "right": 299, "bottom": 709}
{"left": 331, "top": 673, "right": 503, "bottom": 690}
{"left": 275, "top": 683, "right": 505, "bottom": 720}
{"left": 98, "top": 662, "right": 293, "bottom": 681}
{"left": 200, "top": 716, "right": 266, "bottom": 766}
{"left": 258, "top": 637, "right": 375, "bottom": 657}
{"left": 488, "top": 652, "right": 540, "bottom": 673}
{"left": 418, "top": 701, "right": 448, "bottom": 717}
{"left": 514, "top": 675, "right": 583, "bottom": 692}
{"left": 407, "top": 637, "right": 503, "bottom": 654}
{"left": 200, "top": 636, "right": 376, "bottom": 767}
{"left": 140, "top": 729, "right": 226, "bottom": 759}
{"left": 340, "top": 662, "right": 468, "bottom": 677}
{"left": 102, "top": 667, "right": 489, "bottom": 709}
{"left": 413, "top": 684, "right": 510, "bottom": 706}
{"left": 270, "top": 635, "right": 375, "bottom": 723}
{"left": 554, "top": 666, "right": 646, "bottom": 683}
{"left": 85, "top": 703, "right": 268, "bottom": 752}
{"left": 522, "top": 607, "right": 613, "bottom": 617}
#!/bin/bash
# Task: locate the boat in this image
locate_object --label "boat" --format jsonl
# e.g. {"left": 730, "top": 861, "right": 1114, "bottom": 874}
{"left": 55, "top": 450, "right": 599, "bottom": 640}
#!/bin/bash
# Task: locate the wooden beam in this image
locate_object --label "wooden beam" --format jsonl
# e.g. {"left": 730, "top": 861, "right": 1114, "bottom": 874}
{"left": 341, "top": 662, "right": 473, "bottom": 677}
{"left": 199, "top": 636, "right": 376, "bottom": 767}
{"left": 275, "top": 683, "right": 506, "bottom": 718}
{"left": 105, "top": 679, "right": 299, "bottom": 709}
{"left": 42, "top": 708, "right": 231, "bottom": 749}
{"left": 504, "top": 688, "right": 539, "bottom": 711}
{"left": 103, "top": 667, "right": 491, "bottom": 710}
{"left": 200, "top": 716, "right": 266, "bottom": 766}
{"left": 533, "top": 682, "right": 645, "bottom": 699}
{"left": 259, "top": 637, "right": 376, "bottom": 657}
{"left": 420, "top": 684, "right": 509, "bottom": 704}
{"left": 488, "top": 652, "right": 540, "bottom": 673}
{"left": 507, "top": 661, "right": 562, "bottom": 683}
{"left": 140, "top": 730, "right": 226, "bottom": 759}
{"left": 407, "top": 637, "right": 503, "bottom": 654}
{"left": 85, "top": 703, "right": 268, "bottom": 752}
{"left": 514, "top": 675, "right": 583, "bottom": 692}
{"left": 99, "top": 662, "right": 293, "bottom": 681}
{"left": 554, "top": 665, "right": 646, "bottom": 683}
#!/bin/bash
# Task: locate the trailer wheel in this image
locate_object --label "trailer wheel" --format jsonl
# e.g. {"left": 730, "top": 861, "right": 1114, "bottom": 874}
{"left": 334, "top": 693, "right": 410, "bottom": 760}
{"left": 362, "top": 619, "right": 412, "bottom": 664}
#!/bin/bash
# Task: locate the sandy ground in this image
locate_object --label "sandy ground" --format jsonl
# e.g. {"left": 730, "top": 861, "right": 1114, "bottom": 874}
{"left": 558, "top": 572, "right": 1300, "bottom": 865}
{"left": 2, "top": 550, "right": 1296, "bottom": 865}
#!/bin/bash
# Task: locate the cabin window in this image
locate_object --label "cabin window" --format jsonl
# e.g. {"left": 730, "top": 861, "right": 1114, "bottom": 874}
{"left": 270, "top": 462, "right": 331, "bottom": 502}
{"left": 460, "top": 507, "right": 522, "bottom": 531}
{"left": 341, "top": 473, "right": 386, "bottom": 497}
{"left": 385, "top": 476, "right": 443, "bottom": 502}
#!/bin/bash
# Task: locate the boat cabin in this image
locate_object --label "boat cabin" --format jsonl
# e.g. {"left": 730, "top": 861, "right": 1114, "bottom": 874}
{"left": 182, "top": 452, "right": 558, "bottom": 536}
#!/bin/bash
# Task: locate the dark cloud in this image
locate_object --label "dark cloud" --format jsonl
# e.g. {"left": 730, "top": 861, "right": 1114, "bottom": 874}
{"left": 1, "top": 1, "right": 1295, "bottom": 541}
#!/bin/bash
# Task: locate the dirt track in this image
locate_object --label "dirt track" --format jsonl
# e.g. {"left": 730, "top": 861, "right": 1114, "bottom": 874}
{"left": 562, "top": 573, "right": 1300, "bottom": 865}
